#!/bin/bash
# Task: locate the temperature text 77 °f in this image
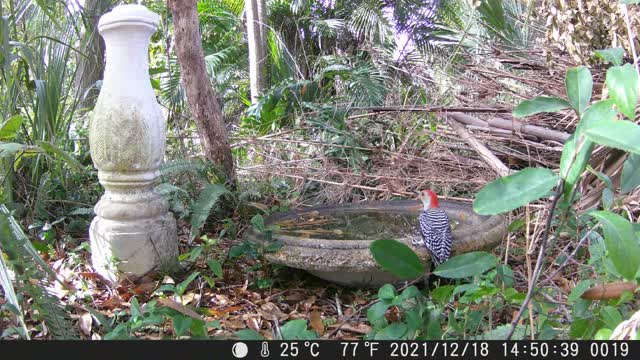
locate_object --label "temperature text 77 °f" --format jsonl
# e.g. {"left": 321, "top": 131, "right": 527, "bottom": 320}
{"left": 341, "top": 342, "right": 380, "bottom": 357}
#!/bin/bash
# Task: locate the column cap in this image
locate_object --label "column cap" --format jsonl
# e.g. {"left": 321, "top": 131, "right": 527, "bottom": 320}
{"left": 98, "top": 4, "right": 159, "bottom": 33}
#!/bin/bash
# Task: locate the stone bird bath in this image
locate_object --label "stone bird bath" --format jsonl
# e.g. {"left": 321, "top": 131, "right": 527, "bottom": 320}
{"left": 245, "top": 199, "right": 506, "bottom": 287}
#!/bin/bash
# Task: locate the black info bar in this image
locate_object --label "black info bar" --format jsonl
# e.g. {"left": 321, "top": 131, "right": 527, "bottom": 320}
{"left": 0, "top": 340, "right": 636, "bottom": 360}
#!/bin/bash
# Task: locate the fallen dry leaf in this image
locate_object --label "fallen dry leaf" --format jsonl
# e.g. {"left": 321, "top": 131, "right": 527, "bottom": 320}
{"left": 328, "top": 322, "right": 371, "bottom": 334}
{"left": 310, "top": 310, "right": 324, "bottom": 336}
{"left": 581, "top": 281, "right": 638, "bottom": 300}
{"left": 202, "top": 305, "right": 243, "bottom": 317}
{"left": 157, "top": 298, "right": 202, "bottom": 320}
{"left": 258, "top": 302, "right": 288, "bottom": 321}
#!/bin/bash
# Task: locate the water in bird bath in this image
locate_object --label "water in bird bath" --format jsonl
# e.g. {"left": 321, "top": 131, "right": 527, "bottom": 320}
{"left": 275, "top": 211, "right": 459, "bottom": 241}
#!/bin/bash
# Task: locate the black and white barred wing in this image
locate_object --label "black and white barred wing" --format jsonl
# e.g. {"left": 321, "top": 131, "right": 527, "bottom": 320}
{"left": 417, "top": 209, "right": 453, "bottom": 266}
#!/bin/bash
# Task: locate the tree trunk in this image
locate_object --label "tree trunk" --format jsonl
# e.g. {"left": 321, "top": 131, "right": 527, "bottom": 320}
{"left": 245, "top": 0, "right": 266, "bottom": 103}
{"left": 75, "top": 0, "right": 111, "bottom": 111}
{"left": 168, "top": 0, "right": 235, "bottom": 181}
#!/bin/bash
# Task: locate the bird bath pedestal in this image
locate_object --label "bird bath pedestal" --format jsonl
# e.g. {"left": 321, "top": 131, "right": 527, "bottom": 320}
{"left": 88, "top": 5, "right": 178, "bottom": 282}
{"left": 246, "top": 200, "right": 506, "bottom": 287}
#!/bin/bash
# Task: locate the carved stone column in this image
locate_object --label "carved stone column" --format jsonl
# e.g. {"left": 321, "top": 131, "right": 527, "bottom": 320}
{"left": 89, "top": 4, "right": 178, "bottom": 282}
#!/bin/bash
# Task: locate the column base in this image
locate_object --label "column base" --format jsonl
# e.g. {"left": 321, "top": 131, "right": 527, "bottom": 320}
{"left": 89, "top": 213, "right": 178, "bottom": 282}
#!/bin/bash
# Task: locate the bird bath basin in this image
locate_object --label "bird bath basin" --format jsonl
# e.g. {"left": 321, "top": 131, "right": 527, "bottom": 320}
{"left": 245, "top": 199, "right": 506, "bottom": 287}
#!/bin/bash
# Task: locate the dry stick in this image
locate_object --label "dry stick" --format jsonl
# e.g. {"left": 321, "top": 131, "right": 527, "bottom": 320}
{"left": 506, "top": 182, "right": 564, "bottom": 340}
{"left": 621, "top": 3, "right": 640, "bottom": 73}
{"left": 346, "top": 105, "right": 510, "bottom": 114}
{"left": 445, "top": 114, "right": 511, "bottom": 177}
{"left": 449, "top": 113, "right": 570, "bottom": 143}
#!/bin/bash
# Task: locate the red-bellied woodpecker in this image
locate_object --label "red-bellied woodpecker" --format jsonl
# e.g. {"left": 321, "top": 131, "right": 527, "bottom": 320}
{"left": 411, "top": 190, "right": 453, "bottom": 267}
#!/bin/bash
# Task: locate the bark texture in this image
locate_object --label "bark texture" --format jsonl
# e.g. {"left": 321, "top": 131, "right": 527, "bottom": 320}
{"left": 75, "top": 0, "right": 111, "bottom": 111}
{"left": 245, "top": 0, "right": 266, "bottom": 103}
{"left": 168, "top": 0, "right": 235, "bottom": 180}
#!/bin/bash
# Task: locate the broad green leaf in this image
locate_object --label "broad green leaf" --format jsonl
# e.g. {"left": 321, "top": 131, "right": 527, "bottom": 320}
{"left": 207, "top": 259, "right": 223, "bottom": 278}
{"left": 621, "top": 154, "right": 640, "bottom": 193}
{"left": 369, "top": 239, "right": 425, "bottom": 279}
{"left": 433, "top": 252, "right": 497, "bottom": 278}
{"left": 600, "top": 306, "right": 623, "bottom": 329}
{"left": 172, "top": 315, "right": 192, "bottom": 337}
{"left": 561, "top": 100, "right": 613, "bottom": 201}
{"left": 235, "top": 329, "right": 264, "bottom": 340}
{"left": 606, "top": 64, "right": 638, "bottom": 120}
{"left": 595, "top": 48, "right": 624, "bottom": 66}
{"left": 565, "top": 66, "right": 592, "bottom": 114}
{"left": 584, "top": 119, "right": 640, "bottom": 154}
{"left": 590, "top": 211, "right": 640, "bottom": 280}
{"left": 430, "top": 285, "right": 455, "bottom": 303}
{"left": 367, "top": 301, "right": 391, "bottom": 322}
{"left": 280, "top": 319, "right": 308, "bottom": 340}
{"left": 568, "top": 279, "right": 594, "bottom": 304}
{"left": 0, "top": 115, "right": 23, "bottom": 140}
{"left": 176, "top": 272, "right": 200, "bottom": 295}
{"left": 374, "top": 323, "right": 408, "bottom": 340}
{"left": 594, "top": 328, "right": 613, "bottom": 340}
{"left": 473, "top": 167, "right": 559, "bottom": 215}
{"left": 190, "top": 184, "right": 229, "bottom": 241}
{"left": 378, "top": 284, "right": 396, "bottom": 300}
{"left": 559, "top": 134, "right": 593, "bottom": 200}
{"left": 471, "top": 324, "right": 527, "bottom": 340}
{"left": 512, "top": 97, "right": 570, "bottom": 118}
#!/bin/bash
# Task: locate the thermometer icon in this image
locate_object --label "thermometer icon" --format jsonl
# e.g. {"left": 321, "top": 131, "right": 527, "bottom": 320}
{"left": 260, "top": 342, "right": 270, "bottom": 357}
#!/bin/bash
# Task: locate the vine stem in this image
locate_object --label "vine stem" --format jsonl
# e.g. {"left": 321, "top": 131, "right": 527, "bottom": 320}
{"left": 505, "top": 181, "right": 564, "bottom": 340}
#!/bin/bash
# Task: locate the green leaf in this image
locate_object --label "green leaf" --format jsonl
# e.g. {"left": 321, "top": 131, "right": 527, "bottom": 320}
{"left": 559, "top": 134, "right": 593, "bottom": 199}
{"left": 280, "top": 319, "right": 308, "bottom": 340}
{"left": 367, "top": 301, "right": 391, "bottom": 322}
{"left": 235, "top": 329, "right": 264, "bottom": 340}
{"left": 369, "top": 239, "right": 425, "bottom": 279}
{"left": 565, "top": 66, "right": 592, "bottom": 114}
{"left": 621, "top": 154, "right": 640, "bottom": 193}
{"left": 176, "top": 272, "right": 200, "bottom": 296}
{"left": 207, "top": 259, "right": 223, "bottom": 278}
{"left": 606, "top": 64, "right": 638, "bottom": 120}
{"left": 399, "top": 286, "right": 421, "bottom": 300}
{"left": 600, "top": 306, "right": 623, "bottom": 329}
{"left": 374, "top": 322, "right": 408, "bottom": 340}
{"left": 595, "top": 48, "right": 624, "bottom": 66}
{"left": 378, "top": 284, "right": 396, "bottom": 300}
{"left": 473, "top": 167, "right": 559, "bottom": 215}
{"left": 0, "top": 115, "right": 23, "bottom": 140}
{"left": 584, "top": 119, "right": 640, "bottom": 154}
{"left": 590, "top": 211, "right": 640, "bottom": 280}
{"left": 35, "top": 141, "right": 83, "bottom": 172}
{"left": 594, "top": 328, "right": 612, "bottom": 340}
{"left": 568, "top": 279, "right": 594, "bottom": 304}
{"left": 433, "top": 252, "right": 497, "bottom": 278}
{"left": 512, "top": 97, "right": 570, "bottom": 118}
{"left": 172, "top": 315, "right": 192, "bottom": 337}
{"left": 190, "top": 184, "right": 229, "bottom": 241}
{"left": 430, "top": 285, "right": 455, "bottom": 303}
{"left": 251, "top": 214, "right": 265, "bottom": 232}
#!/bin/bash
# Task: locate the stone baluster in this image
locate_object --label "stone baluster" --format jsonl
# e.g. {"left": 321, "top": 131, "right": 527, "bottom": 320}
{"left": 89, "top": 4, "right": 178, "bottom": 282}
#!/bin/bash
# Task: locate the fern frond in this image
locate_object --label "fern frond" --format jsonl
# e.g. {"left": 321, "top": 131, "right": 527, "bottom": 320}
{"left": 189, "top": 184, "right": 230, "bottom": 242}
{"left": 0, "top": 205, "right": 78, "bottom": 339}
{"left": 69, "top": 207, "right": 94, "bottom": 216}
{"left": 160, "top": 159, "right": 208, "bottom": 179}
